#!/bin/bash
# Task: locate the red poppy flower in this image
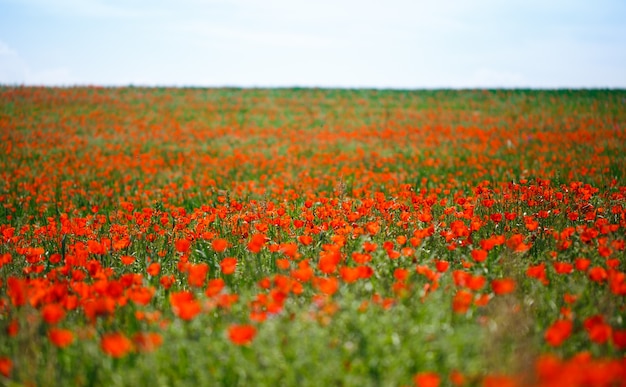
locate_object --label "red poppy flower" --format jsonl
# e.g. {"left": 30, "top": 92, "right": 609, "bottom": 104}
{"left": 170, "top": 291, "right": 202, "bottom": 320}
{"left": 612, "top": 329, "right": 626, "bottom": 349}
{"left": 553, "top": 261, "right": 573, "bottom": 274}
{"left": 228, "top": 324, "right": 256, "bottom": 345}
{"left": 211, "top": 238, "right": 229, "bottom": 253}
{"left": 340, "top": 267, "right": 360, "bottom": 283}
{"left": 0, "top": 356, "right": 12, "bottom": 378}
{"left": 247, "top": 233, "right": 266, "bottom": 253}
{"left": 174, "top": 238, "right": 191, "bottom": 254}
{"left": 220, "top": 257, "right": 237, "bottom": 275}
{"left": 575, "top": 258, "right": 591, "bottom": 271}
{"left": 297, "top": 235, "right": 312, "bottom": 245}
{"left": 467, "top": 275, "right": 486, "bottom": 291}
{"left": 584, "top": 315, "right": 611, "bottom": 344}
{"left": 413, "top": 371, "right": 440, "bottom": 387}
{"left": 48, "top": 328, "right": 74, "bottom": 348}
{"left": 434, "top": 260, "right": 449, "bottom": 273}
{"left": 147, "top": 262, "right": 161, "bottom": 276}
{"left": 588, "top": 267, "right": 608, "bottom": 283}
{"left": 471, "top": 249, "right": 488, "bottom": 263}
{"left": 42, "top": 303, "right": 65, "bottom": 325}
{"left": 313, "top": 276, "right": 339, "bottom": 296}
{"left": 101, "top": 332, "right": 133, "bottom": 358}
{"left": 120, "top": 255, "right": 135, "bottom": 265}
{"left": 188, "top": 262, "right": 209, "bottom": 287}
{"left": 133, "top": 332, "right": 163, "bottom": 353}
{"left": 491, "top": 278, "right": 516, "bottom": 295}
{"left": 205, "top": 278, "right": 225, "bottom": 297}
{"left": 452, "top": 290, "right": 473, "bottom": 314}
{"left": 544, "top": 319, "right": 573, "bottom": 347}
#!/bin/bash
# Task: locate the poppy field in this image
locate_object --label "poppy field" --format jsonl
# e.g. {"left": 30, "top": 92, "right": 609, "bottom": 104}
{"left": 0, "top": 87, "right": 625, "bottom": 386}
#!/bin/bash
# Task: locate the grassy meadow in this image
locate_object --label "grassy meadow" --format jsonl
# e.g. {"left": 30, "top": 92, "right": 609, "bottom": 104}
{"left": 0, "top": 87, "right": 625, "bottom": 386}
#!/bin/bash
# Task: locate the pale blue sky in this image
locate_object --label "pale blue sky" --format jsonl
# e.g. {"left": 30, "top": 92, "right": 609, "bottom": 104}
{"left": 1, "top": 0, "right": 625, "bottom": 88}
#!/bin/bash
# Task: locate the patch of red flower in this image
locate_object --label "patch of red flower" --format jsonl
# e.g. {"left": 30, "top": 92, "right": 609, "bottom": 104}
{"left": 491, "top": 278, "right": 516, "bottom": 295}
{"left": 48, "top": 328, "right": 74, "bottom": 348}
{"left": 100, "top": 332, "right": 133, "bottom": 358}
{"left": 227, "top": 324, "right": 257, "bottom": 345}
{"left": 544, "top": 319, "right": 573, "bottom": 347}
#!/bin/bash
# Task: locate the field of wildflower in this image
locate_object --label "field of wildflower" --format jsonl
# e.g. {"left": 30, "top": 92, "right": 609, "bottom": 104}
{"left": 0, "top": 87, "right": 625, "bottom": 386}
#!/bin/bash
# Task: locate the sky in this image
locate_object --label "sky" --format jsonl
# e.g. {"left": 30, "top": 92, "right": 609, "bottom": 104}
{"left": 1, "top": 0, "right": 625, "bottom": 88}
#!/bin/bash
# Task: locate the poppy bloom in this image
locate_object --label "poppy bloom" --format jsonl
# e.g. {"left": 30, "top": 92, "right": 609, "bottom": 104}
{"left": 220, "top": 257, "right": 237, "bottom": 275}
{"left": 544, "top": 319, "right": 573, "bottom": 346}
{"left": 228, "top": 324, "right": 257, "bottom": 345}
{"left": 313, "top": 276, "right": 339, "bottom": 296}
{"left": 211, "top": 238, "right": 229, "bottom": 253}
{"left": 467, "top": 275, "right": 486, "bottom": 291}
{"left": 490, "top": 213, "right": 503, "bottom": 223}
{"left": 101, "top": 332, "right": 133, "bottom": 358}
{"left": 187, "top": 262, "right": 209, "bottom": 287}
{"left": 170, "top": 291, "right": 202, "bottom": 320}
{"left": 584, "top": 315, "right": 611, "bottom": 344}
{"left": 340, "top": 267, "right": 360, "bottom": 283}
{"left": 174, "top": 238, "right": 191, "bottom": 254}
{"left": 205, "top": 278, "right": 225, "bottom": 297}
{"left": 133, "top": 332, "right": 163, "bottom": 353}
{"left": 483, "top": 375, "right": 517, "bottom": 387}
{"left": 298, "top": 235, "right": 313, "bottom": 245}
{"left": 147, "top": 262, "right": 161, "bottom": 276}
{"left": 449, "top": 370, "right": 465, "bottom": 386}
{"left": 48, "top": 328, "right": 74, "bottom": 348}
{"left": 575, "top": 258, "right": 591, "bottom": 271}
{"left": 0, "top": 356, "right": 11, "bottom": 378}
{"left": 401, "top": 247, "right": 415, "bottom": 257}
{"left": 553, "top": 261, "right": 573, "bottom": 274}
{"left": 471, "top": 249, "right": 488, "bottom": 263}
{"left": 563, "top": 293, "right": 578, "bottom": 304}
{"left": 612, "top": 330, "right": 626, "bottom": 349}
{"left": 351, "top": 252, "right": 371, "bottom": 264}
{"left": 491, "top": 278, "right": 516, "bottom": 295}
{"left": 357, "top": 265, "right": 374, "bottom": 279}
{"left": 127, "top": 286, "right": 155, "bottom": 305}
{"left": 7, "top": 320, "right": 19, "bottom": 337}
{"left": 279, "top": 242, "right": 298, "bottom": 259}
{"left": 413, "top": 371, "right": 440, "bottom": 387}
{"left": 394, "top": 268, "right": 409, "bottom": 281}
{"left": 506, "top": 234, "right": 531, "bottom": 253}
{"left": 362, "top": 241, "right": 377, "bottom": 252}
{"left": 366, "top": 222, "right": 380, "bottom": 236}
{"left": 452, "top": 270, "right": 471, "bottom": 287}
{"left": 434, "top": 260, "right": 449, "bottom": 273}
{"left": 42, "top": 303, "right": 65, "bottom": 325}
{"left": 159, "top": 275, "right": 175, "bottom": 290}
{"left": 291, "top": 260, "right": 314, "bottom": 282}
{"left": 588, "top": 267, "right": 608, "bottom": 283}
{"left": 470, "top": 292, "right": 488, "bottom": 307}
{"left": 318, "top": 250, "right": 341, "bottom": 274}
{"left": 120, "top": 255, "right": 135, "bottom": 265}
{"left": 452, "top": 290, "right": 473, "bottom": 314}
{"left": 7, "top": 277, "right": 26, "bottom": 307}
{"left": 247, "top": 233, "right": 266, "bottom": 253}
{"left": 526, "top": 263, "right": 548, "bottom": 285}
{"left": 87, "top": 240, "right": 106, "bottom": 255}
